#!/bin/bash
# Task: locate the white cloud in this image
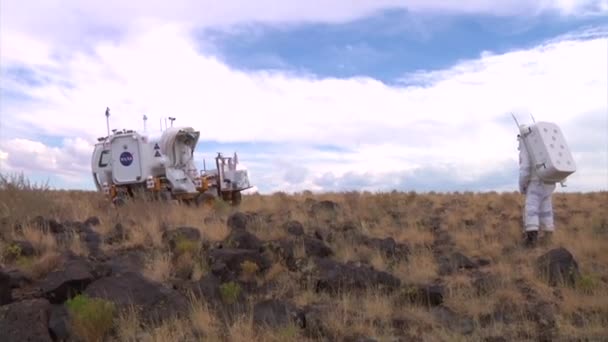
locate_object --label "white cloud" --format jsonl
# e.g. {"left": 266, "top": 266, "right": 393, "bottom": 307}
{"left": 1, "top": 1, "right": 606, "bottom": 57}
{"left": 0, "top": 138, "right": 94, "bottom": 183}
{"left": 0, "top": 16, "right": 606, "bottom": 193}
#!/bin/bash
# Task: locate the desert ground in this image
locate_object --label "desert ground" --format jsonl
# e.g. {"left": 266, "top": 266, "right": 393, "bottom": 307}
{"left": 1, "top": 173, "right": 607, "bottom": 342}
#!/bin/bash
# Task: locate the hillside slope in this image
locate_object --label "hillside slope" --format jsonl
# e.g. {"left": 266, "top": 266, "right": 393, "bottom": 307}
{"left": 1, "top": 178, "right": 607, "bottom": 341}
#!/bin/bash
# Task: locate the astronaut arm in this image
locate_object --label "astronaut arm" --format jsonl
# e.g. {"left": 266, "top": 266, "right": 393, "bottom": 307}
{"left": 518, "top": 140, "right": 531, "bottom": 193}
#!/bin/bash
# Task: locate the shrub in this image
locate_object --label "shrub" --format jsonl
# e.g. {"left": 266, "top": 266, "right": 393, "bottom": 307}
{"left": 66, "top": 294, "right": 116, "bottom": 342}
{"left": 219, "top": 281, "right": 242, "bottom": 304}
{"left": 241, "top": 260, "right": 260, "bottom": 277}
{"left": 576, "top": 273, "right": 601, "bottom": 295}
{"left": 174, "top": 235, "right": 199, "bottom": 255}
{"left": 3, "top": 243, "right": 22, "bottom": 262}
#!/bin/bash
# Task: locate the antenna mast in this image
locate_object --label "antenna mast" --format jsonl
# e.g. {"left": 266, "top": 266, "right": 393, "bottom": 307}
{"left": 105, "top": 107, "right": 111, "bottom": 137}
{"left": 143, "top": 114, "right": 148, "bottom": 132}
{"left": 169, "top": 117, "right": 175, "bottom": 127}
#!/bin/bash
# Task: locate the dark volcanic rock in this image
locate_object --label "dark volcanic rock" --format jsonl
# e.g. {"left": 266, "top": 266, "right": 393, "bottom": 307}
{"left": 84, "top": 272, "right": 189, "bottom": 323}
{"left": 79, "top": 225, "right": 103, "bottom": 258}
{"left": 104, "top": 223, "right": 128, "bottom": 245}
{"left": 311, "top": 200, "right": 340, "bottom": 213}
{"left": 438, "top": 252, "right": 477, "bottom": 275}
{"left": 84, "top": 216, "right": 101, "bottom": 226}
{"left": 253, "top": 299, "right": 305, "bottom": 328}
{"left": 207, "top": 248, "right": 271, "bottom": 282}
{"left": 399, "top": 283, "right": 445, "bottom": 307}
{"left": 39, "top": 256, "right": 94, "bottom": 304}
{"left": 4, "top": 240, "right": 35, "bottom": 261}
{"left": 473, "top": 272, "right": 501, "bottom": 296}
{"left": 432, "top": 305, "right": 475, "bottom": 335}
{"left": 0, "top": 270, "right": 11, "bottom": 305}
{"left": 49, "top": 304, "right": 71, "bottom": 341}
{"left": 32, "top": 216, "right": 65, "bottom": 234}
{"left": 0, "top": 298, "right": 53, "bottom": 342}
{"left": 227, "top": 212, "right": 251, "bottom": 231}
{"left": 102, "top": 250, "right": 146, "bottom": 275}
{"left": 163, "top": 227, "right": 201, "bottom": 252}
{"left": 284, "top": 220, "right": 305, "bottom": 236}
{"left": 361, "top": 236, "right": 410, "bottom": 260}
{"left": 304, "top": 237, "right": 333, "bottom": 258}
{"left": 224, "top": 228, "right": 262, "bottom": 251}
{"left": 314, "top": 259, "right": 401, "bottom": 294}
{"left": 536, "top": 248, "right": 580, "bottom": 287}
{"left": 4, "top": 268, "right": 32, "bottom": 289}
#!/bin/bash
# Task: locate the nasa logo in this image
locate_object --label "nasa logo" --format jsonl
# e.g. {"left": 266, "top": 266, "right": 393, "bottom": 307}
{"left": 120, "top": 151, "right": 134, "bottom": 166}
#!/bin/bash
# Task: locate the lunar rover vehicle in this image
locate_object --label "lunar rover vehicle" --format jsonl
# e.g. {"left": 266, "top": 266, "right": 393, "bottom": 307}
{"left": 91, "top": 108, "right": 253, "bottom": 205}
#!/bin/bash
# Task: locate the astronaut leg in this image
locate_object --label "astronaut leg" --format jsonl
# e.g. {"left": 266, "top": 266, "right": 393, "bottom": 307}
{"left": 524, "top": 182, "right": 542, "bottom": 232}
{"left": 539, "top": 183, "right": 556, "bottom": 245}
{"left": 523, "top": 182, "right": 543, "bottom": 247}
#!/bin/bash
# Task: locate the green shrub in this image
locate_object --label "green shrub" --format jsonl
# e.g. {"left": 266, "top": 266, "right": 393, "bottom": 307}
{"left": 3, "top": 243, "right": 22, "bottom": 261}
{"left": 174, "top": 235, "right": 199, "bottom": 255}
{"left": 219, "top": 281, "right": 241, "bottom": 304}
{"left": 66, "top": 294, "right": 116, "bottom": 342}
{"left": 576, "top": 273, "right": 600, "bottom": 295}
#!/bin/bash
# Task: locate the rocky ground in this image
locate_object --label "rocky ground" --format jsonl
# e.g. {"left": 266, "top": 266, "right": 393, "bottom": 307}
{"left": 1, "top": 179, "right": 607, "bottom": 341}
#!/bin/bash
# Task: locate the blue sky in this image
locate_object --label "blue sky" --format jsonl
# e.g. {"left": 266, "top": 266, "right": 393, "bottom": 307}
{"left": 0, "top": 1, "right": 607, "bottom": 193}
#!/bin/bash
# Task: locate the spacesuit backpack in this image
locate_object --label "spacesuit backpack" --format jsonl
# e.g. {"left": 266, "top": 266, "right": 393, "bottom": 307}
{"left": 514, "top": 115, "right": 576, "bottom": 185}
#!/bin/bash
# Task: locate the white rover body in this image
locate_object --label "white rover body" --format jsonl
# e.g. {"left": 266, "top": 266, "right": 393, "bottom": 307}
{"left": 91, "top": 110, "right": 252, "bottom": 205}
{"left": 515, "top": 116, "right": 576, "bottom": 185}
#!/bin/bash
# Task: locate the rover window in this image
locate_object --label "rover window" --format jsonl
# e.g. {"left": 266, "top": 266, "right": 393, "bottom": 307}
{"left": 99, "top": 150, "right": 110, "bottom": 167}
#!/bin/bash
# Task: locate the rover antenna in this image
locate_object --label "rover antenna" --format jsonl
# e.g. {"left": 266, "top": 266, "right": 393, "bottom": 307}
{"left": 169, "top": 117, "right": 175, "bottom": 127}
{"left": 105, "top": 107, "right": 111, "bottom": 137}
{"left": 143, "top": 115, "right": 148, "bottom": 132}
{"left": 530, "top": 113, "right": 536, "bottom": 123}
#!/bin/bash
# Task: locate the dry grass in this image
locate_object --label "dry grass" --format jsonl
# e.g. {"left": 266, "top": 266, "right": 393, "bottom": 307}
{"left": 1, "top": 173, "right": 607, "bottom": 341}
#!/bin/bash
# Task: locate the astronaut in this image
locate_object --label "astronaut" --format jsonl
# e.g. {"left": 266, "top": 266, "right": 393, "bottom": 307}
{"left": 518, "top": 126, "right": 556, "bottom": 247}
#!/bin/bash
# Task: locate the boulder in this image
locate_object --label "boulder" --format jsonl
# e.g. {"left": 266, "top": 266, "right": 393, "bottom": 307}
{"left": 84, "top": 272, "right": 189, "bottom": 323}
{"left": 536, "top": 248, "right": 580, "bottom": 287}
{"left": 361, "top": 236, "right": 410, "bottom": 260}
{"left": 432, "top": 305, "right": 475, "bottom": 335}
{"left": 207, "top": 248, "right": 271, "bottom": 282}
{"left": 104, "top": 223, "right": 128, "bottom": 245}
{"left": 311, "top": 200, "right": 340, "bottom": 213}
{"left": 102, "top": 249, "right": 146, "bottom": 275}
{"left": 162, "top": 227, "right": 201, "bottom": 252}
{"left": 49, "top": 304, "right": 71, "bottom": 341}
{"left": 284, "top": 220, "right": 305, "bottom": 236}
{"left": 438, "top": 252, "right": 476, "bottom": 275}
{"left": 84, "top": 217, "right": 101, "bottom": 226}
{"left": 0, "top": 270, "right": 11, "bottom": 305}
{"left": 227, "top": 212, "right": 251, "bottom": 231}
{"left": 32, "top": 216, "right": 65, "bottom": 234}
{"left": 314, "top": 259, "right": 401, "bottom": 294}
{"left": 39, "top": 255, "right": 94, "bottom": 304}
{"left": 224, "top": 228, "right": 262, "bottom": 251}
{"left": 252, "top": 299, "right": 305, "bottom": 328}
{"left": 303, "top": 237, "right": 333, "bottom": 258}
{"left": 79, "top": 225, "right": 103, "bottom": 258}
{"left": 4, "top": 240, "right": 35, "bottom": 261}
{"left": 0, "top": 298, "right": 53, "bottom": 342}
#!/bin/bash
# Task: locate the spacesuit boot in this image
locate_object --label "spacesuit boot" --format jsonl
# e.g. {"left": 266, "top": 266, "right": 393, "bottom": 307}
{"left": 524, "top": 230, "right": 538, "bottom": 248}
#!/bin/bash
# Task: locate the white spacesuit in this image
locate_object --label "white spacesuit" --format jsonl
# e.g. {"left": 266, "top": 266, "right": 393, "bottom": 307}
{"left": 518, "top": 128, "right": 556, "bottom": 246}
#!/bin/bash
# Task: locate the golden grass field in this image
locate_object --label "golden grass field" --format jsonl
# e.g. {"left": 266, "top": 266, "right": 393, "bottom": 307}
{"left": 1, "top": 173, "right": 607, "bottom": 342}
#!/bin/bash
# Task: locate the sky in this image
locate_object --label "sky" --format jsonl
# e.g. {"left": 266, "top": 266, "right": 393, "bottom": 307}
{"left": 0, "top": 0, "right": 607, "bottom": 194}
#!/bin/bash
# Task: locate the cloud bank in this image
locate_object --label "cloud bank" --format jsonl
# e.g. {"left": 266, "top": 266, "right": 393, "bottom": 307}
{"left": 0, "top": 3, "right": 606, "bottom": 193}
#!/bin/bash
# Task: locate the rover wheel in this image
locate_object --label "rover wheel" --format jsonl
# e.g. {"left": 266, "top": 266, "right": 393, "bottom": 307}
{"left": 231, "top": 191, "right": 242, "bottom": 206}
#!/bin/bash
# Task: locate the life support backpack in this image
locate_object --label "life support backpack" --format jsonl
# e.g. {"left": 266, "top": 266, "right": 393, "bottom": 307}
{"left": 516, "top": 118, "right": 576, "bottom": 185}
